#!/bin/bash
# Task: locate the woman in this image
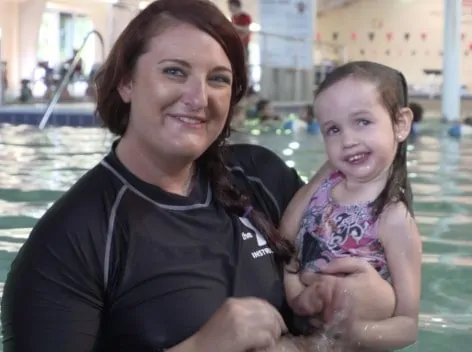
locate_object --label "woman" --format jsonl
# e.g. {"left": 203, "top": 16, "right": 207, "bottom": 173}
{"left": 1, "top": 1, "right": 395, "bottom": 351}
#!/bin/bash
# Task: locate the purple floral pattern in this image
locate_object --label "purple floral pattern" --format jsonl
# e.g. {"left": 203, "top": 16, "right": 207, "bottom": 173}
{"left": 295, "top": 171, "right": 390, "bottom": 280}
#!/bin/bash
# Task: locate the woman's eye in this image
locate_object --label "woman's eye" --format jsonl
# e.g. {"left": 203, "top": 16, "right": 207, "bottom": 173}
{"left": 209, "top": 75, "right": 231, "bottom": 84}
{"left": 163, "top": 67, "right": 185, "bottom": 77}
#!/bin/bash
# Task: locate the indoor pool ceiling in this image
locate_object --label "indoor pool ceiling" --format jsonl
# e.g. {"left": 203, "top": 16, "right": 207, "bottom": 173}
{"left": 11, "top": 0, "right": 360, "bottom": 22}
{"left": 214, "top": 0, "right": 359, "bottom": 20}
{"left": 47, "top": 0, "right": 359, "bottom": 19}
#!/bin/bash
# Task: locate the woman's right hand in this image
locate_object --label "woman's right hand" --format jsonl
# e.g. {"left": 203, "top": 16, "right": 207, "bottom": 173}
{"left": 290, "top": 257, "right": 395, "bottom": 327}
{"left": 184, "top": 297, "right": 288, "bottom": 352}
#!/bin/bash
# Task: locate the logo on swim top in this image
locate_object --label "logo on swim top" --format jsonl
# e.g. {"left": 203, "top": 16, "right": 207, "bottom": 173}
{"left": 238, "top": 217, "right": 273, "bottom": 259}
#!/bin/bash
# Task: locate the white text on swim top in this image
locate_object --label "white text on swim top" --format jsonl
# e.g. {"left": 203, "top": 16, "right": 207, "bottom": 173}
{"left": 239, "top": 217, "right": 273, "bottom": 259}
{"left": 242, "top": 232, "right": 253, "bottom": 240}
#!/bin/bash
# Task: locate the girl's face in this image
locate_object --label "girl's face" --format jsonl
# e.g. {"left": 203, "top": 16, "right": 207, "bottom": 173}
{"left": 314, "top": 77, "right": 411, "bottom": 185}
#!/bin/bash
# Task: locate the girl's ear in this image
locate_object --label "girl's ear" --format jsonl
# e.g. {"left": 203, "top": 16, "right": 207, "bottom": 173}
{"left": 395, "top": 107, "right": 413, "bottom": 141}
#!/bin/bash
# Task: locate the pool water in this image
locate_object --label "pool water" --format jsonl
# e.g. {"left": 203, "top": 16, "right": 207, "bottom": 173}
{"left": 1, "top": 122, "right": 472, "bottom": 351}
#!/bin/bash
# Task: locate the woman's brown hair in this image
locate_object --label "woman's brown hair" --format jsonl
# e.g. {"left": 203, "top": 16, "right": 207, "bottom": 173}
{"left": 94, "top": 0, "right": 293, "bottom": 264}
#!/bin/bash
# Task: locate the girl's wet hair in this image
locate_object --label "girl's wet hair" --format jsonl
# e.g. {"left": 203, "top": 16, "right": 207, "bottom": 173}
{"left": 315, "top": 61, "right": 414, "bottom": 218}
{"left": 94, "top": 0, "right": 294, "bottom": 265}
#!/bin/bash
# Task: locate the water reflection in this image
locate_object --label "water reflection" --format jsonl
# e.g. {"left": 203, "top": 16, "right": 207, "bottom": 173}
{"left": 0, "top": 126, "right": 112, "bottom": 191}
{"left": 420, "top": 313, "right": 472, "bottom": 333}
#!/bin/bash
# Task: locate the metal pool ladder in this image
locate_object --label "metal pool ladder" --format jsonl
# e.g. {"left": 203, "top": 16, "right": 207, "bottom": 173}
{"left": 38, "top": 30, "right": 105, "bottom": 130}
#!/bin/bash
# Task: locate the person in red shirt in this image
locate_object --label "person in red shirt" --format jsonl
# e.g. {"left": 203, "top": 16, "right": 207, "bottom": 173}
{"left": 228, "top": 0, "right": 252, "bottom": 124}
{"left": 228, "top": 0, "right": 252, "bottom": 59}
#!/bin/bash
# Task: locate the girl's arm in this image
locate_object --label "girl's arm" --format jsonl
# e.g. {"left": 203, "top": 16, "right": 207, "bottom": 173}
{"left": 279, "top": 160, "right": 334, "bottom": 242}
{"left": 280, "top": 161, "right": 334, "bottom": 305}
{"left": 347, "top": 202, "right": 422, "bottom": 350}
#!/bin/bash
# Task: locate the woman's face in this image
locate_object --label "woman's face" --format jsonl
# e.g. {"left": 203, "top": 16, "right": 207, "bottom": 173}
{"left": 118, "top": 22, "right": 233, "bottom": 164}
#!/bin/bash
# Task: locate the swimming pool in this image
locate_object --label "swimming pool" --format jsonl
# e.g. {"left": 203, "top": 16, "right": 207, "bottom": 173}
{"left": 1, "top": 122, "right": 471, "bottom": 351}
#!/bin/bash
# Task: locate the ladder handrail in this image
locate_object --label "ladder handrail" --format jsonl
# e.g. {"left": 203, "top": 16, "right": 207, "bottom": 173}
{"left": 38, "top": 30, "right": 105, "bottom": 130}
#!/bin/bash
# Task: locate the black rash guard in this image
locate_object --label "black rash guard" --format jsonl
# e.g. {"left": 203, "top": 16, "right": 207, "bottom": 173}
{"left": 1, "top": 143, "right": 304, "bottom": 352}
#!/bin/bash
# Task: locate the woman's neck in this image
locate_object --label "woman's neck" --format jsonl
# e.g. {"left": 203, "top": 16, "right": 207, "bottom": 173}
{"left": 115, "top": 137, "right": 195, "bottom": 196}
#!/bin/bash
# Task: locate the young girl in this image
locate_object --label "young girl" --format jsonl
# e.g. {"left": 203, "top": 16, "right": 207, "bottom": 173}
{"left": 280, "top": 61, "right": 422, "bottom": 351}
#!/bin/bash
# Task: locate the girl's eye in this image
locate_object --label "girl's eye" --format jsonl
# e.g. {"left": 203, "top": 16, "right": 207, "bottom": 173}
{"left": 326, "top": 126, "right": 339, "bottom": 136}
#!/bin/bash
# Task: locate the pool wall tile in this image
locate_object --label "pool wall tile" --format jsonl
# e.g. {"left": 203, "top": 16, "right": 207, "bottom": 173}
{"left": 0, "top": 111, "right": 100, "bottom": 127}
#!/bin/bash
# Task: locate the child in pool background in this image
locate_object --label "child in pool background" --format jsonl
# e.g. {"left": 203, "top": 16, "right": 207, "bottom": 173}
{"left": 256, "top": 99, "right": 281, "bottom": 123}
{"left": 245, "top": 86, "right": 260, "bottom": 119}
{"left": 409, "top": 101, "right": 424, "bottom": 137}
{"left": 300, "top": 104, "right": 320, "bottom": 135}
{"left": 300, "top": 104, "right": 315, "bottom": 124}
{"left": 280, "top": 61, "right": 422, "bottom": 351}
